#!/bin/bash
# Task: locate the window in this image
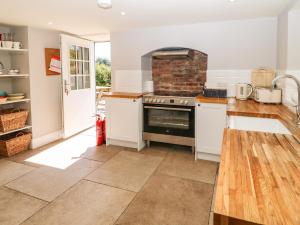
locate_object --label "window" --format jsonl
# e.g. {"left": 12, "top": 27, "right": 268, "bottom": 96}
{"left": 69, "top": 45, "right": 91, "bottom": 90}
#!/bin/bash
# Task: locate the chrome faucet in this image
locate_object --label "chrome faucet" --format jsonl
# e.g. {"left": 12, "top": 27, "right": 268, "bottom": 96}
{"left": 272, "top": 74, "right": 300, "bottom": 125}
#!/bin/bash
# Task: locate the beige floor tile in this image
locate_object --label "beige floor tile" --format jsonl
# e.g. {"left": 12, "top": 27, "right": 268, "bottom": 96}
{"left": 116, "top": 174, "right": 213, "bottom": 225}
{"left": 211, "top": 174, "right": 218, "bottom": 212}
{"left": 139, "top": 142, "right": 175, "bottom": 158}
{"left": 209, "top": 212, "right": 214, "bottom": 225}
{"left": 6, "top": 159, "right": 101, "bottom": 202}
{"left": 21, "top": 180, "right": 135, "bottom": 225}
{"left": 156, "top": 150, "right": 218, "bottom": 184}
{"left": 0, "top": 187, "right": 46, "bottom": 225}
{"left": 8, "top": 149, "right": 46, "bottom": 168}
{"left": 0, "top": 160, "right": 35, "bottom": 186}
{"left": 80, "top": 145, "right": 121, "bottom": 162}
{"left": 86, "top": 151, "right": 163, "bottom": 192}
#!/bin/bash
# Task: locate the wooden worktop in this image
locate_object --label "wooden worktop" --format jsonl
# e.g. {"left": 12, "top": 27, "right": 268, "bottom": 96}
{"left": 214, "top": 100, "right": 300, "bottom": 225}
{"left": 102, "top": 92, "right": 145, "bottom": 99}
{"left": 195, "top": 95, "right": 228, "bottom": 104}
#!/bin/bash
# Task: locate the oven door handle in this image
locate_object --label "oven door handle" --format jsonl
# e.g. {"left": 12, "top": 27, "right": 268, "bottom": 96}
{"left": 144, "top": 106, "right": 192, "bottom": 112}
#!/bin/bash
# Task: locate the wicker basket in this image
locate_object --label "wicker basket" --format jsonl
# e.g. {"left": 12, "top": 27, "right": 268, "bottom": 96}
{"left": 0, "top": 109, "right": 29, "bottom": 132}
{"left": 0, "top": 132, "right": 32, "bottom": 157}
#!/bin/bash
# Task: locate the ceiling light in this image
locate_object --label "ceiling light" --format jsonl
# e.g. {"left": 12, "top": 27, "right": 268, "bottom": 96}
{"left": 48, "top": 21, "right": 53, "bottom": 25}
{"left": 229, "top": 0, "right": 236, "bottom": 2}
{"left": 121, "top": 12, "right": 126, "bottom": 16}
{"left": 97, "top": 0, "right": 112, "bottom": 9}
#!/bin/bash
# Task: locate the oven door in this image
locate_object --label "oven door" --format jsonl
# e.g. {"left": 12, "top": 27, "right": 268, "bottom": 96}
{"left": 143, "top": 104, "right": 195, "bottom": 137}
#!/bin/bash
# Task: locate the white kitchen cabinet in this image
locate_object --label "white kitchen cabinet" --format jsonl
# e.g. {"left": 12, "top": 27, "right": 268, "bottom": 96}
{"left": 105, "top": 97, "right": 145, "bottom": 150}
{"left": 195, "top": 103, "right": 227, "bottom": 162}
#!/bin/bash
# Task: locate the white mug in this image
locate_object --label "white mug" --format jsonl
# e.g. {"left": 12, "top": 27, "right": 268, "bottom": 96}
{"left": 2, "top": 41, "right": 13, "bottom": 48}
{"left": 13, "top": 42, "right": 22, "bottom": 49}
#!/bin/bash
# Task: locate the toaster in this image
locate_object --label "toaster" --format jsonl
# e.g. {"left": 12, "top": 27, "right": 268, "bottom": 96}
{"left": 254, "top": 87, "right": 282, "bottom": 104}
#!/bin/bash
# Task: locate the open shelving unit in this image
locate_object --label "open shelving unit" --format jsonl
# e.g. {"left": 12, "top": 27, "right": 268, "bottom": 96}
{"left": 0, "top": 48, "right": 28, "bottom": 53}
{"left": 0, "top": 25, "right": 32, "bottom": 149}
{"left": 0, "top": 74, "right": 29, "bottom": 78}
{"left": 0, "top": 125, "right": 32, "bottom": 137}
{"left": 0, "top": 98, "right": 30, "bottom": 105}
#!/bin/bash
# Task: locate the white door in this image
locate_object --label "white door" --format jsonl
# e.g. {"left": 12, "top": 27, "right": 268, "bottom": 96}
{"left": 61, "top": 34, "right": 95, "bottom": 138}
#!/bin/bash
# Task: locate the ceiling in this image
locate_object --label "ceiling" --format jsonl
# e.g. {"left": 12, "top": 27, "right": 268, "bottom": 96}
{"left": 0, "top": 0, "right": 295, "bottom": 41}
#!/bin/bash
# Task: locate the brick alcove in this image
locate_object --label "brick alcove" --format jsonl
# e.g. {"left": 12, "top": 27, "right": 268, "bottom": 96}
{"left": 151, "top": 48, "right": 208, "bottom": 97}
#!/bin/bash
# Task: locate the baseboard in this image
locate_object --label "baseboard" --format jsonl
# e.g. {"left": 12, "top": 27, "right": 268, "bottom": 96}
{"left": 31, "top": 130, "right": 63, "bottom": 149}
{"left": 196, "top": 152, "right": 220, "bottom": 162}
{"left": 106, "top": 138, "right": 145, "bottom": 151}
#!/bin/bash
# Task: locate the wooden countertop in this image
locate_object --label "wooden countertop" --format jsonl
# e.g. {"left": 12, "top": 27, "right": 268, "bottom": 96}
{"left": 195, "top": 95, "right": 228, "bottom": 104}
{"left": 214, "top": 100, "right": 300, "bottom": 225}
{"left": 102, "top": 92, "right": 145, "bottom": 99}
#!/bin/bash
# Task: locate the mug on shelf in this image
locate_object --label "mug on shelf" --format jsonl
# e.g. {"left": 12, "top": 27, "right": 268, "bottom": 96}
{"left": 2, "top": 41, "right": 13, "bottom": 49}
{"left": 13, "top": 42, "right": 22, "bottom": 49}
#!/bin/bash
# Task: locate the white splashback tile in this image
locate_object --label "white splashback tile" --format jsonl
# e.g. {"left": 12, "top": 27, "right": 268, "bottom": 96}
{"left": 207, "top": 70, "right": 251, "bottom": 84}
{"left": 114, "top": 70, "right": 143, "bottom": 92}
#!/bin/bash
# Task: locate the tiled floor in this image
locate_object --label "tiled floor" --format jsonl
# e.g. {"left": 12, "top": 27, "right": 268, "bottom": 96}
{"left": 0, "top": 128, "right": 218, "bottom": 225}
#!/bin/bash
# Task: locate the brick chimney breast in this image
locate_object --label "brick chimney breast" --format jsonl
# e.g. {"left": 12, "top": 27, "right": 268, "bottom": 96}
{"left": 152, "top": 49, "right": 207, "bottom": 97}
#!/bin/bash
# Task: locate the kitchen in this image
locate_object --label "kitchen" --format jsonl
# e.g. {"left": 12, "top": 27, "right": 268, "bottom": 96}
{"left": 0, "top": 0, "right": 299, "bottom": 225}
{"left": 102, "top": 2, "right": 300, "bottom": 224}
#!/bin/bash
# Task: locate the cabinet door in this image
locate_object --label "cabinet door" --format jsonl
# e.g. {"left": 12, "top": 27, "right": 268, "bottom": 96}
{"left": 106, "top": 98, "right": 139, "bottom": 142}
{"left": 196, "top": 103, "right": 226, "bottom": 155}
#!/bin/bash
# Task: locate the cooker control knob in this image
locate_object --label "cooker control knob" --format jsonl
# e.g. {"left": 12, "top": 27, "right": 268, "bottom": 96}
{"left": 157, "top": 99, "right": 161, "bottom": 103}
{"left": 144, "top": 98, "right": 148, "bottom": 103}
{"left": 149, "top": 99, "right": 153, "bottom": 103}
{"left": 153, "top": 99, "right": 157, "bottom": 103}
{"left": 180, "top": 100, "right": 184, "bottom": 104}
{"left": 161, "top": 99, "right": 165, "bottom": 103}
{"left": 184, "top": 100, "right": 188, "bottom": 105}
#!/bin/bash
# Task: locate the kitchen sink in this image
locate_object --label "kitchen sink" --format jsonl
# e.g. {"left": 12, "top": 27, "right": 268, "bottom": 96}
{"left": 228, "top": 116, "right": 291, "bottom": 135}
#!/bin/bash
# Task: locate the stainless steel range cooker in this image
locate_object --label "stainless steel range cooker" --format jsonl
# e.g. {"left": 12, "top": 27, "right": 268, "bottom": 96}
{"left": 143, "top": 94, "right": 195, "bottom": 152}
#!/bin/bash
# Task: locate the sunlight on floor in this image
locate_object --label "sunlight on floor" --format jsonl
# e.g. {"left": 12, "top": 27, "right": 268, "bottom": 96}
{"left": 25, "top": 128, "right": 96, "bottom": 169}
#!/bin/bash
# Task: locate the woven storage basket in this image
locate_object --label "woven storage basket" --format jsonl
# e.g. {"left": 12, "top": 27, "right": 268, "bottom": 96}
{"left": 0, "top": 132, "right": 32, "bottom": 157}
{"left": 0, "top": 109, "right": 29, "bottom": 132}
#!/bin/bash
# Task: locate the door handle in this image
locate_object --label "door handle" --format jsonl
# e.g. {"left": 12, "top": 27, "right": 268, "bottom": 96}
{"left": 64, "top": 80, "right": 71, "bottom": 95}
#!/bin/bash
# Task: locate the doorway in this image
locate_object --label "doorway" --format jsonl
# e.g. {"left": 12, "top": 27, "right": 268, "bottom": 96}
{"left": 95, "top": 42, "right": 111, "bottom": 117}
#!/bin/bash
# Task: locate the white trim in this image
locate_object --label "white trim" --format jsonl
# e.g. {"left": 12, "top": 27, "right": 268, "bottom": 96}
{"left": 106, "top": 138, "right": 145, "bottom": 151}
{"left": 31, "top": 130, "right": 62, "bottom": 149}
{"left": 196, "top": 152, "right": 220, "bottom": 162}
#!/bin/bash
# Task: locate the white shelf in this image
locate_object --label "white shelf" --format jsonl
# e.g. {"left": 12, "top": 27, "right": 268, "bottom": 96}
{"left": 0, "top": 125, "right": 32, "bottom": 137}
{"left": 0, "top": 98, "right": 30, "bottom": 105}
{"left": 0, "top": 74, "right": 29, "bottom": 78}
{"left": 0, "top": 48, "right": 28, "bottom": 54}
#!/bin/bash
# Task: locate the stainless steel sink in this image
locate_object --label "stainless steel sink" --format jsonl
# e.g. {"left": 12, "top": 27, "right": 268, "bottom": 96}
{"left": 228, "top": 116, "right": 291, "bottom": 135}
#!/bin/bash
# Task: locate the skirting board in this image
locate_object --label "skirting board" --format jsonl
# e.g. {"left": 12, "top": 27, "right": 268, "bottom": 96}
{"left": 31, "top": 130, "right": 62, "bottom": 149}
{"left": 106, "top": 138, "right": 145, "bottom": 151}
{"left": 196, "top": 152, "right": 220, "bottom": 162}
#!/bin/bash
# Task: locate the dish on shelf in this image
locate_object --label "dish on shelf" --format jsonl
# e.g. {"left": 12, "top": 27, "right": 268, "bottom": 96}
{"left": 7, "top": 93, "right": 25, "bottom": 97}
{"left": 8, "top": 69, "right": 20, "bottom": 75}
{"left": 0, "top": 97, "right": 7, "bottom": 103}
{"left": 7, "top": 96, "right": 25, "bottom": 101}
{"left": 0, "top": 91, "right": 7, "bottom": 97}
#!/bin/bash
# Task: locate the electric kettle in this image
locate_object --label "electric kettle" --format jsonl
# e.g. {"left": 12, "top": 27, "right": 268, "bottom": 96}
{"left": 236, "top": 83, "right": 253, "bottom": 100}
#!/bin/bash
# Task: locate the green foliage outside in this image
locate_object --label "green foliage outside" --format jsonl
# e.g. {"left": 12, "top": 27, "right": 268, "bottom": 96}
{"left": 96, "top": 58, "right": 111, "bottom": 87}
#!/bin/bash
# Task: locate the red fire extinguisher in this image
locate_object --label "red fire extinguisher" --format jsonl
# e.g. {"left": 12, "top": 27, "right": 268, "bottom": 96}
{"left": 102, "top": 118, "right": 106, "bottom": 144}
{"left": 96, "top": 115, "right": 104, "bottom": 146}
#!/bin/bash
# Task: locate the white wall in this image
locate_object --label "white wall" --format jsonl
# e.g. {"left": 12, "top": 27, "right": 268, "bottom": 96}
{"left": 277, "top": 11, "right": 288, "bottom": 71}
{"left": 111, "top": 17, "right": 278, "bottom": 91}
{"left": 27, "top": 27, "right": 62, "bottom": 147}
{"left": 276, "top": 9, "right": 300, "bottom": 108}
